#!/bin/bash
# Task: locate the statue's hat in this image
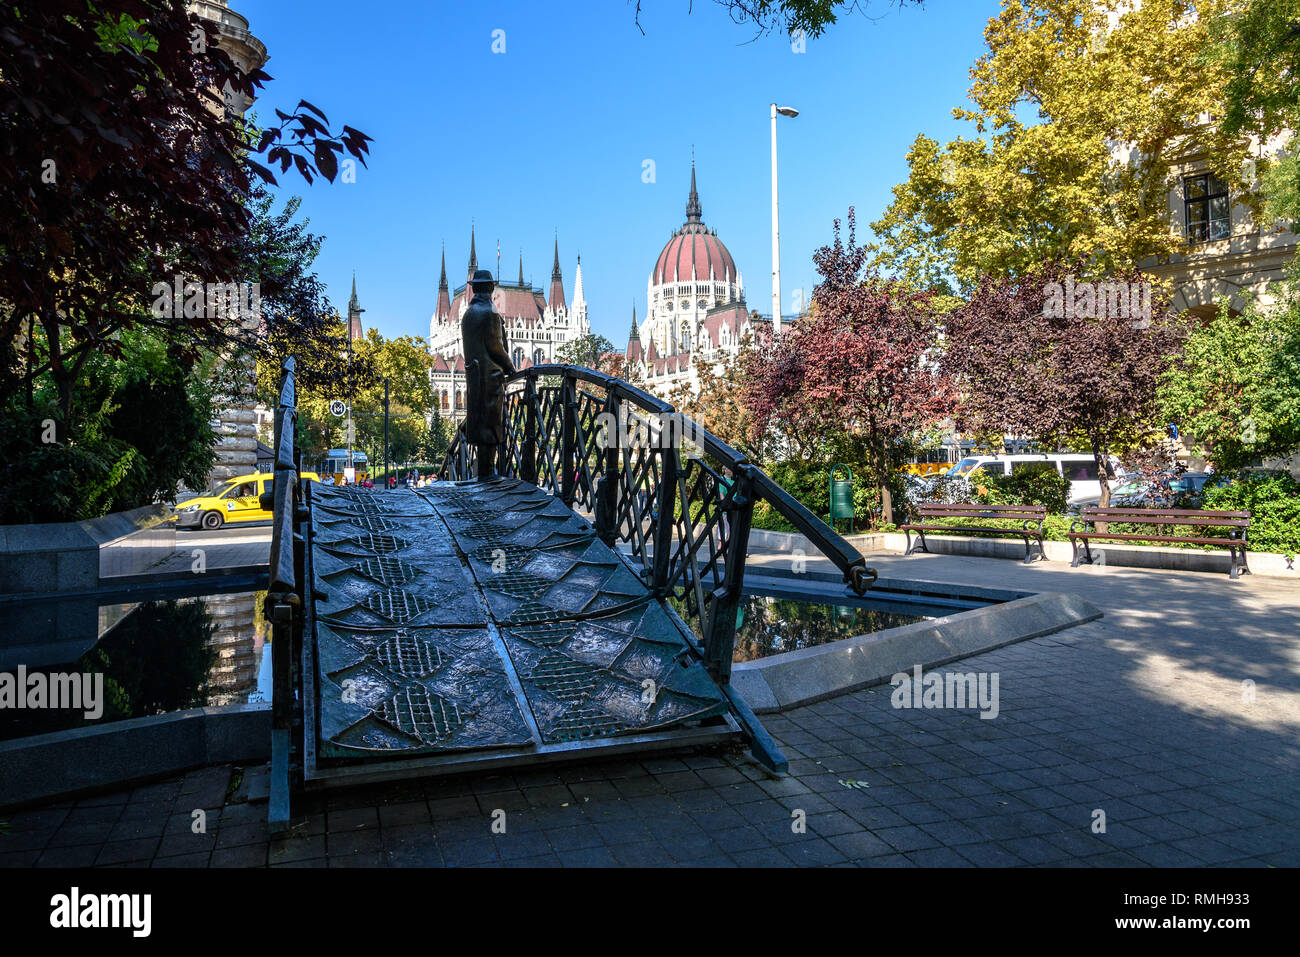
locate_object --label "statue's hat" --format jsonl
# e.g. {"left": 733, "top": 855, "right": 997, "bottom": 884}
{"left": 469, "top": 269, "right": 496, "bottom": 287}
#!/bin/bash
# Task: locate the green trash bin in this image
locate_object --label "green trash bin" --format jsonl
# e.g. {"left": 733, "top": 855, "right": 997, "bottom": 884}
{"left": 829, "top": 463, "right": 854, "bottom": 533}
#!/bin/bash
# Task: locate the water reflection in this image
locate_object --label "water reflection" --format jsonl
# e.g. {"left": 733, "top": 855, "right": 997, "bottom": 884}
{"left": 669, "top": 593, "right": 930, "bottom": 663}
{"left": 0, "top": 590, "right": 270, "bottom": 741}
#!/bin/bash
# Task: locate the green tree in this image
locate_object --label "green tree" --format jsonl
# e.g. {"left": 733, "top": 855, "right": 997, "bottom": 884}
{"left": 1159, "top": 268, "right": 1300, "bottom": 470}
{"left": 1208, "top": 0, "right": 1300, "bottom": 228}
{"left": 870, "top": 0, "right": 1248, "bottom": 290}
{"left": 555, "top": 333, "right": 619, "bottom": 373}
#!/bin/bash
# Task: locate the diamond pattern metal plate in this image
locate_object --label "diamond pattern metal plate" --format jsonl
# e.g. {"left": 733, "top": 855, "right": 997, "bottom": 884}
{"left": 308, "top": 479, "right": 729, "bottom": 762}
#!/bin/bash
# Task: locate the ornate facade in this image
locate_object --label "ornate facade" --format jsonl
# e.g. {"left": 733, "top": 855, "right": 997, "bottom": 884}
{"left": 428, "top": 230, "right": 589, "bottom": 421}
{"left": 624, "top": 163, "right": 765, "bottom": 396}
{"left": 188, "top": 0, "right": 268, "bottom": 485}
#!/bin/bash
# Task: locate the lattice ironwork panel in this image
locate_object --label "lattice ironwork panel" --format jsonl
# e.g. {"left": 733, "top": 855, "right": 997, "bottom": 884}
{"left": 502, "top": 598, "right": 558, "bottom": 626}
{"left": 363, "top": 588, "right": 435, "bottom": 624}
{"left": 377, "top": 687, "right": 463, "bottom": 744}
{"left": 469, "top": 543, "right": 533, "bottom": 570}
{"left": 528, "top": 652, "right": 601, "bottom": 702}
{"left": 330, "top": 514, "right": 402, "bottom": 533}
{"left": 549, "top": 705, "right": 627, "bottom": 742}
{"left": 504, "top": 621, "right": 577, "bottom": 647}
{"left": 459, "top": 521, "right": 512, "bottom": 542}
{"left": 318, "top": 533, "right": 411, "bottom": 557}
{"left": 351, "top": 557, "right": 421, "bottom": 587}
{"left": 480, "top": 567, "right": 551, "bottom": 600}
{"left": 374, "top": 634, "right": 444, "bottom": 677}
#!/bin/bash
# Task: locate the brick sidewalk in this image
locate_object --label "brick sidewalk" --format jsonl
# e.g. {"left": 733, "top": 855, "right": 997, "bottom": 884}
{"left": 3, "top": 553, "right": 1298, "bottom": 867}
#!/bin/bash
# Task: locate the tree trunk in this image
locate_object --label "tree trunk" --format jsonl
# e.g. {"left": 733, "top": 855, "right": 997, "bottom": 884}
{"left": 1091, "top": 436, "right": 1112, "bottom": 533}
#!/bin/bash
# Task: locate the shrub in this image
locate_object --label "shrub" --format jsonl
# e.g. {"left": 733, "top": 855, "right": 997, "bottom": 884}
{"left": 975, "top": 463, "right": 1070, "bottom": 513}
{"left": 1202, "top": 471, "right": 1300, "bottom": 557}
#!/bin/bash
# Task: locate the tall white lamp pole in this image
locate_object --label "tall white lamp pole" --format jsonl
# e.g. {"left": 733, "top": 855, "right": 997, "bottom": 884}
{"left": 770, "top": 104, "right": 798, "bottom": 335}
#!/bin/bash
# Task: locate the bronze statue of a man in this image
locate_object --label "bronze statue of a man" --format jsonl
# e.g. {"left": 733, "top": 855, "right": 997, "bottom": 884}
{"left": 461, "top": 269, "right": 516, "bottom": 477}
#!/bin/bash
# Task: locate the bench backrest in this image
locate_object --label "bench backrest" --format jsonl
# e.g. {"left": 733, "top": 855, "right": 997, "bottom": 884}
{"left": 917, "top": 503, "right": 1047, "bottom": 519}
{"left": 1080, "top": 506, "right": 1250, "bottom": 527}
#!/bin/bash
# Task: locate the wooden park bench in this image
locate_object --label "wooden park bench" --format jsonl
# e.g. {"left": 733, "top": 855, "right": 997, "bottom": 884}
{"left": 901, "top": 503, "right": 1048, "bottom": 564}
{"left": 1068, "top": 507, "right": 1252, "bottom": 579}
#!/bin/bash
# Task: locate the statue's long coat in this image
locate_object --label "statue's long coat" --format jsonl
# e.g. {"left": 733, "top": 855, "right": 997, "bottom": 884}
{"left": 460, "top": 291, "right": 516, "bottom": 445}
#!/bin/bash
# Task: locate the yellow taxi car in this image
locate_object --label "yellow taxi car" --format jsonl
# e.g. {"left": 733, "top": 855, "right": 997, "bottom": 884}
{"left": 173, "top": 471, "right": 321, "bottom": 530}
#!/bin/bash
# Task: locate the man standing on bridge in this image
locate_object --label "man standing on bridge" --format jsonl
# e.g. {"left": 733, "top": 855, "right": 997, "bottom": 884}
{"left": 461, "top": 269, "right": 516, "bottom": 478}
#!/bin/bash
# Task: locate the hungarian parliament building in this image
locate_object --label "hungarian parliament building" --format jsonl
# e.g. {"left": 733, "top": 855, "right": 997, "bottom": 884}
{"left": 624, "top": 163, "right": 765, "bottom": 396}
{"left": 427, "top": 231, "right": 589, "bottom": 419}
{"left": 427, "top": 164, "right": 764, "bottom": 421}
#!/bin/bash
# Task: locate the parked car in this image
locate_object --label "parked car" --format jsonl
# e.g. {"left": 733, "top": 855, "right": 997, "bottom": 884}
{"left": 173, "top": 471, "right": 321, "bottom": 530}
{"left": 1107, "top": 471, "right": 1213, "bottom": 508}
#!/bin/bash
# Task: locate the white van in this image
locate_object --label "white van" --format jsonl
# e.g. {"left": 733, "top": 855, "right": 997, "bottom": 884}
{"left": 941, "top": 453, "right": 1119, "bottom": 506}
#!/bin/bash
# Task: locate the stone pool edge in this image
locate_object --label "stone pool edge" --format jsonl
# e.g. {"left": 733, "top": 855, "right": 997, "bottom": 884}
{"left": 0, "top": 703, "right": 269, "bottom": 811}
{"left": 729, "top": 590, "right": 1102, "bottom": 714}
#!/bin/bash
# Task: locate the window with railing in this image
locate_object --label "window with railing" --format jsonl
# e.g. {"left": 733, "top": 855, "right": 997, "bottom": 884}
{"left": 1184, "top": 173, "right": 1229, "bottom": 243}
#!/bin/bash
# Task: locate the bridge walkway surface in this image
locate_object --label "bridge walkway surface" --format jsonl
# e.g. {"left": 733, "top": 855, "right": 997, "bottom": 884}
{"left": 302, "top": 478, "right": 740, "bottom": 788}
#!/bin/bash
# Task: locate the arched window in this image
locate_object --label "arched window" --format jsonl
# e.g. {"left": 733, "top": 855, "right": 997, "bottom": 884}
{"left": 512, "top": 347, "right": 524, "bottom": 368}
{"left": 680, "top": 322, "right": 690, "bottom": 351}
{"left": 455, "top": 390, "right": 464, "bottom": 410}
{"left": 441, "top": 390, "right": 449, "bottom": 410}
{"left": 533, "top": 347, "right": 545, "bottom": 365}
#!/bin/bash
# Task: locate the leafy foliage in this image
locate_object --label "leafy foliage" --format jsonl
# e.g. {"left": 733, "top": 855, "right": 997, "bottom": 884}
{"left": 1, "top": 0, "right": 368, "bottom": 454}
{"left": 1203, "top": 471, "right": 1300, "bottom": 557}
{"left": 1159, "top": 264, "right": 1300, "bottom": 471}
{"left": 1207, "top": 0, "right": 1300, "bottom": 228}
{"left": 555, "top": 333, "right": 621, "bottom": 375}
{"left": 869, "top": 0, "right": 1249, "bottom": 290}
{"left": 742, "top": 209, "right": 956, "bottom": 525}
{"left": 941, "top": 259, "right": 1189, "bottom": 505}
{"left": 634, "top": 0, "right": 924, "bottom": 38}
{"left": 973, "top": 463, "right": 1070, "bottom": 513}
{"left": 0, "top": 333, "right": 216, "bottom": 523}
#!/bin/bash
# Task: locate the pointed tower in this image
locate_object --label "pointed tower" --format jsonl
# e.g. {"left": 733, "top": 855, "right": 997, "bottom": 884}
{"left": 435, "top": 246, "right": 451, "bottom": 321}
{"left": 548, "top": 236, "right": 566, "bottom": 311}
{"left": 685, "top": 159, "right": 703, "bottom": 228}
{"left": 347, "top": 273, "right": 365, "bottom": 341}
{"left": 467, "top": 225, "right": 478, "bottom": 282}
{"left": 626, "top": 302, "right": 643, "bottom": 361}
{"left": 517, "top": 251, "right": 525, "bottom": 287}
{"left": 573, "top": 255, "right": 586, "bottom": 307}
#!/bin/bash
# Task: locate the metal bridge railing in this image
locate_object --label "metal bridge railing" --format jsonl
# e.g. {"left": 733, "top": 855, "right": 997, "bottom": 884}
{"left": 263, "top": 356, "right": 304, "bottom": 831}
{"left": 440, "top": 364, "right": 878, "bottom": 687}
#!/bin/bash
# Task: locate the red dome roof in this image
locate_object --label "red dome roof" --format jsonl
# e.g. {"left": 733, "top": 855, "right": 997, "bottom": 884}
{"left": 651, "top": 163, "right": 737, "bottom": 287}
{"left": 653, "top": 227, "right": 736, "bottom": 286}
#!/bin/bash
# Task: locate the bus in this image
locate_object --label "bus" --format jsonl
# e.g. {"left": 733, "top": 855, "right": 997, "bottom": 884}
{"left": 317, "top": 449, "right": 369, "bottom": 485}
{"left": 900, "top": 440, "right": 977, "bottom": 476}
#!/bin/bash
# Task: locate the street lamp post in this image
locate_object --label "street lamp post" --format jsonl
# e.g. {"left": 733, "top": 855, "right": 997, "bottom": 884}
{"left": 770, "top": 104, "right": 798, "bottom": 336}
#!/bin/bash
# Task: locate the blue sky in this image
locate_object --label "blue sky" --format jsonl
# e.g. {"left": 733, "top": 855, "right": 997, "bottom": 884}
{"left": 236, "top": 0, "right": 1000, "bottom": 345}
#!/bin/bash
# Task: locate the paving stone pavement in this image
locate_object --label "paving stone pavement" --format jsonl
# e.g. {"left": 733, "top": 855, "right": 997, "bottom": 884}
{"left": 2, "top": 551, "right": 1297, "bottom": 867}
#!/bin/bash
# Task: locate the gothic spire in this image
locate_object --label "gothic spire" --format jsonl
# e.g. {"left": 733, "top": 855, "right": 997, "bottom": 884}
{"left": 548, "top": 234, "right": 566, "bottom": 311}
{"left": 685, "top": 158, "right": 702, "bottom": 226}
{"left": 347, "top": 272, "right": 364, "bottom": 341}
{"left": 435, "top": 245, "right": 452, "bottom": 320}
{"left": 518, "top": 251, "right": 524, "bottom": 287}
{"left": 467, "top": 225, "right": 477, "bottom": 277}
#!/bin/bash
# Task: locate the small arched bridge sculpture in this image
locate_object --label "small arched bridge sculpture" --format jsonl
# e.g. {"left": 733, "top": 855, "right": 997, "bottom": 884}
{"left": 263, "top": 359, "right": 876, "bottom": 829}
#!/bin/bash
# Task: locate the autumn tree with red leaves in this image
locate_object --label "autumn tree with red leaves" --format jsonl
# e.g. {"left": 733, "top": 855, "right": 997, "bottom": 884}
{"left": 741, "top": 208, "right": 954, "bottom": 524}
{"left": 941, "top": 260, "right": 1190, "bottom": 509}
